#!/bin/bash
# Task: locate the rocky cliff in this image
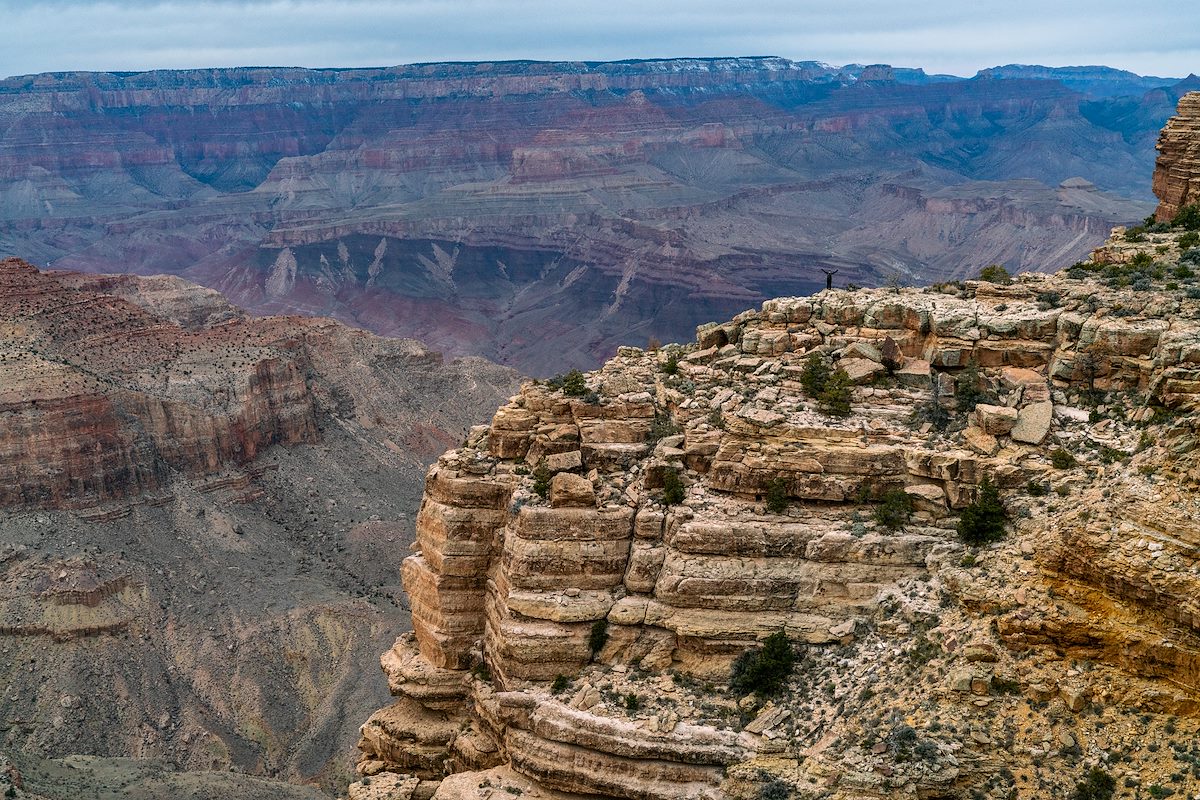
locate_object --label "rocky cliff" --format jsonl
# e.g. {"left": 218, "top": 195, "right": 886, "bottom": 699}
{"left": 351, "top": 221, "right": 1200, "bottom": 798}
{"left": 1, "top": 59, "right": 1187, "bottom": 373}
{"left": 1153, "top": 91, "right": 1200, "bottom": 222}
{"left": 0, "top": 258, "right": 520, "bottom": 794}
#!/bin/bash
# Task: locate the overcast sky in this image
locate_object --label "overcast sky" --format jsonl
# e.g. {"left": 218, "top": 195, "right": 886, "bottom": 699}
{"left": 1, "top": 0, "right": 1196, "bottom": 80}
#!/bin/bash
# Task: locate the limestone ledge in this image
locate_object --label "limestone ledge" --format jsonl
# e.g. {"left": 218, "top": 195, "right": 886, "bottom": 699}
{"left": 358, "top": 268, "right": 1200, "bottom": 798}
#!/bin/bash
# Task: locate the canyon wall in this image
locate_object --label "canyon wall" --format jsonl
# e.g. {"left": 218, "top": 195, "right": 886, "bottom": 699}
{"left": 2, "top": 60, "right": 1192, "bottom": 373}
{"left": 353, "top": 227, "right": 1200, "bottom": 798}
{"left": 0, "top": 258, "right": 520, "bottom": 792}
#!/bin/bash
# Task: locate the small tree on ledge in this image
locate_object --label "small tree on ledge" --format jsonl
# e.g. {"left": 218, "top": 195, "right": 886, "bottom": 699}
{"left": 818, "top": 367, "right": 853, "bottom": 417}
{"left": 800, "top": 351, "right": 831, "bottom": 397}
{"left": 561, "top": 369, "right": 588, "bottom": 396}
{"left": 957, "top": 475, "right": 1007, "bottom": 545}
{"left": 978, "top": 265, "right": 1012, "bottom": 284}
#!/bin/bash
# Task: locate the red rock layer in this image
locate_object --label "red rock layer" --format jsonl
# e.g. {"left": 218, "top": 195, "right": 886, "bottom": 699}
{"left": 0, "top": 257, "right": 320, "bottom": 508}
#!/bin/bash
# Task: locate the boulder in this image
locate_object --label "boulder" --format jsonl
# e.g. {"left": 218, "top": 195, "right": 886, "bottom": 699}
{"left": 545, "top": 450, "right": 583, "bottom": 473}
{"left": 843, "top": 341, "right": 883, "bottom": 363}
{"left": 964, "top": 427, "right": 999, "bottom": 456}
{"left": 895, "top": 359, "right": 932, "bottom": 388}
{"left": 880, "top": 336, "right": 905, "bottom": 372}
{"left": 973, "top": 404, "right": 1018, "bottom": 436}
{"left": 839, "top": 357, "right": 886, "bottom": 385}
{"left": 550, "top": 473, "right": 596, "bottom": 507}
{"left": 1011, "top": 401, "right": 1053, "bottom": 445}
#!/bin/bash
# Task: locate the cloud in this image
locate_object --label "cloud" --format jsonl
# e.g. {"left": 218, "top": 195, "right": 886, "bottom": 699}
{"left": 0, "top": 0, "right": 1196, "bottom": 79}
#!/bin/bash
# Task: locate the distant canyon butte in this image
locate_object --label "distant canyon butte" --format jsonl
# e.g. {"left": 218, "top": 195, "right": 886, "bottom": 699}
{"left": 1, "top": 58, "right": 1197, "bottom": 374}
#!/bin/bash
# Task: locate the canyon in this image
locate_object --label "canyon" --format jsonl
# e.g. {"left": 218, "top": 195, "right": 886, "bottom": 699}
{"left": 1, "top": 59, "right": 1195, "bottom": 373}
{"left": 0, "top": 70, "right": 1198, "bottom": 800}
{"left": 0, "top": 258, "right": 519, "bottom": 796}
{"left": 346, "top": 94, "right": 1200, "bottom": 799}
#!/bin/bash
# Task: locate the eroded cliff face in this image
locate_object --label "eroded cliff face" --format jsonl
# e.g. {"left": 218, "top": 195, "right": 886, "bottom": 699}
{"left": 1153, "top": 92, "right": 1200, "bottom": 221}
{"left": 0, "top": 259, "right": 520, "bottom": 793}
{"left": 353, "top": 236, "right": 1200, "bottom": 798}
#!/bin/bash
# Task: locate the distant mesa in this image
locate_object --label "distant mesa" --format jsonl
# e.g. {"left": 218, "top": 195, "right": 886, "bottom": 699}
{"left": 1059, "top": 176, "right": 1097, "bottom": 191}
{"left": 856, "top": 64, "right": 896, "bottom": 82}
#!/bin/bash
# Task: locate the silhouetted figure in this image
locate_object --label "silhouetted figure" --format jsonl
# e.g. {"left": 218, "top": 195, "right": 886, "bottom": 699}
{"left": 821, "top": 269, "right": 838, "bottom": 291}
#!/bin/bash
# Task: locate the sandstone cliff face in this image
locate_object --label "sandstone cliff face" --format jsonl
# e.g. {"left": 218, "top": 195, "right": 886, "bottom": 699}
{"left": 354, "top": 249, "right": 1200, "bottom": 798}
{"left": 1153, "top": 91, "right": 1200, "bottom": 221}
{"left": 0, "top": 259, "right": 520, "bottom": 792}
{"left": 1, "top": 60, "right": 1182, "bottom": 373}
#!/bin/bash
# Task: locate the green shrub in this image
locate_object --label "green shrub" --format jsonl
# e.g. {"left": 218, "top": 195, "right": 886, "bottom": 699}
{"left": 647, "top": 412, "right": 681, "bottom": 444}
{"left": 818, "top": 367, "right": 854, "bottom": 417}
{"left": 1173, "top": 203, "right": 1200, "bottom": 231}
{"left": 1075, "top": 767, "right": 1118, "bottom": 796}
{"left": 551, "top": 674, "right": 570, "bottom": 694}
{"left": 624, "top": 693, "right": 640, "bottom": 711}
{"left": 765, "top": 476, "right": 790, "bottom": 514}
{"left": 757, "top": 779, "right": 793, "bottom": 800}
{"left": 954, "top": 361, "right": 986, "bottom": 412}
{"left": 1179, "top": 230, "right": 1200, "bottom": 250}
{"left": 1027, "top": 480, "right": 1048, "bottom": 497}
{"left": 1124, "top": 226, "right": 1147, "bottom": 242}
{"left": 662, "top": 352, "right": 679, "bottom": 375}
{"left": 978, "top": 264, "right": 1012, "bottom": 284}
{"left": 916, "top": 398, "right": 951, "bottom": 430}
{"left": 662, "top": 467, "right": 685, "bottom": 505}
{"left": 1050, "top": 448, "right": 1077, "bottom": 469}
{"left": 532, "top": 459, "right": 552, "bottom": 499}
{"left": 1036, "top": 290, "right": 1062, "bottom": 308}
{"left": 957, "top": 475, "right": 1007, "bottom": 545}
{"left": 588, "top": 619, "right": 609, "bottom": 656}
{"left": 800, "top": 351, "right": 832, "bottom": 397}
{"left": 730, "top": 631, "right": 796, "bottom": 697}
{"left": 873, "top": 488, "right": 914, "bottom": 530}
{"left": 561, "top": 369, "right": 588, "bottom": 396}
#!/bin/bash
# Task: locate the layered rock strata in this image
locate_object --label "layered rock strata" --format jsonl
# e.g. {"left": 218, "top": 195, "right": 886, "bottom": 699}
{"left": 0, "top": 258, "right": 520, "bottom": 790}
{"left": 0, "top": 257, "right": 515, "bottom": 509}
{"left": 356, "top": 257, "right": 1200, "bottom": 798}
{"left": 2, "top": 60, "right": 1180, "bottom": 373}
{"left": 1153, "top": 91, "right": 1200, "bottom": 221}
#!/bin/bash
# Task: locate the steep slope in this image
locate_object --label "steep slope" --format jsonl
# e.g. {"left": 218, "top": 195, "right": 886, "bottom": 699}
{"left": 350, "top": 224, "right": 1200, "bottom": 798}
{"left": 0, "top": 258, "right": 520, "bottom": 793}
{"left": 0, "top": 59, "right": 1178, "bottom": 373}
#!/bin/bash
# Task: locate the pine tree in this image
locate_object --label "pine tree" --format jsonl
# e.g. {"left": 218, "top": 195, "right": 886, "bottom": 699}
{"left": 532, "top": 459, "right": 552, "bottom": 499}
{"left": 818, "top": 367, "right": 854, "bottom": 417}
{"left": 662, "top": 467, "right": 685, "bottom": 505}
{"left": 958, "top": 475, "right": 1007, "bottom": 545}
{"left": 800, "top": 351, "right": 831, "bottom": 397}
{"left": 730, "top": 631, "right": 796, "bottom": 696}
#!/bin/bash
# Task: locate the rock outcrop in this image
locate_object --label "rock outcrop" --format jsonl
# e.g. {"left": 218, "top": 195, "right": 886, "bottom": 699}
{"left": 1153, "top": 91, "right": 1200, "bottom": 221}
{"left": 354, "top": 235, "right": 1200, "bottom": 797}
{"left": 0, "top": 258, "right": 520, "bottom": 791}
